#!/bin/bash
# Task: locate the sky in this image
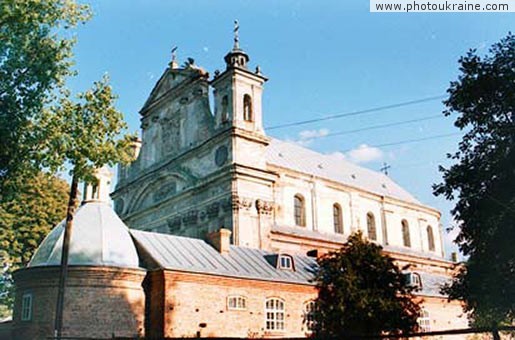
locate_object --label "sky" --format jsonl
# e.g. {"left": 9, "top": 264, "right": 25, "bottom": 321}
{"left": 65, "top": 0, "right": 514, "bottom": 258}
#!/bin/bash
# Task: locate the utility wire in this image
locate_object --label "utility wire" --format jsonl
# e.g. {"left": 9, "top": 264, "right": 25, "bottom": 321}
{"left": 266, "top": 95, "right": 446, "bottom": 130}
{"left": 341, "top": 132, "right": 462, "bottom": 153}
{"left": 298, "top": 114, "right": 442, "bottom": 142}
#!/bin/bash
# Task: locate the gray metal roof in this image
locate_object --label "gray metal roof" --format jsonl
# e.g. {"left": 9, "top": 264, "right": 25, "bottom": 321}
{"left": 265, "top": 138, "right": 421, "bottom": 205}
{"left": 130, "top": 229, "right": 448, "bottom": 297}
{"left": 29, "top": 202, "right": 140, "bottom": 268}
{"left": 131, "top": 229, "right": 317, "bottom": 285}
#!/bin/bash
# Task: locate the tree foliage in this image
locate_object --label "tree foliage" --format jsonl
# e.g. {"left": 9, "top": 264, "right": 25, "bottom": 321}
{"left": 37, "top": 75, "right": 135, "bottom": 181}
{"left": 0, "top": 172, "right": 69, "bottom": 317}
{"left": 312, "top": 231, "right": 421, "bottom": 337}
{"left": 0, "top": 0, "right": 90, "bottom": 196}
{"left": 434, "top": 33, "right": 515, "bottom": 326}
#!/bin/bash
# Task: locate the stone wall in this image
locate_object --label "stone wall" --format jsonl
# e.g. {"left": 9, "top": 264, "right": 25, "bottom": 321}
{"left": 12, "top": 266, "right": 146, "bottom": 339}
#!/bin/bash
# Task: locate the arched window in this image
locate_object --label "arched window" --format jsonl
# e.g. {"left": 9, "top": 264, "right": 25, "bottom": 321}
{"left": 294, "top": 194, "right": 306, "bottom": 227}
{"left": 402, "top": 219, "right": 411, "bottom": 247}
{"left": 427, "top": 225, "right": 435, "bottom": 251}
{"left": 243, "top": 94, "right": 253, "bottom": 121}
{"left": 367, "top": 212, "right": 377, "bottom": 241}
{"left": 417, "top": 308, "right": 431, "bottom": 332}
{"left": 265, "top": 298, "right": 285, "bottom": 331}
{"left": 333, "top": 203, "right": 343, "bottom": 234}
{"left": 221, "top": 95, "right": 229, "bottom": 123}
{"left": 303, "top": 301, "right": 316, "bottom": 332}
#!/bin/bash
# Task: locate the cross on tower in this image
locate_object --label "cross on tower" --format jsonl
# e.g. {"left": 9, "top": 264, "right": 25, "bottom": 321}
{"left": 380, "top": 162, "right": 391, "bottom": 176}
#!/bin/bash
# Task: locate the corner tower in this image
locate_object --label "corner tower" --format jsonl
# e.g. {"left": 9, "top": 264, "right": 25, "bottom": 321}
{"left": 211, "top": 21, "right": 268, "bottom": 134}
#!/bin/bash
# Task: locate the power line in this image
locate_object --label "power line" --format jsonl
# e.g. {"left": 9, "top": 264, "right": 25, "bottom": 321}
{"left": 341, "top": 132, "right": 462, "bottom": 152}
{"left": 266, "top": 95, "right": 446, "bottom": 130}
{"left": 296, "top": 114, "right": 442, "bottom": 142}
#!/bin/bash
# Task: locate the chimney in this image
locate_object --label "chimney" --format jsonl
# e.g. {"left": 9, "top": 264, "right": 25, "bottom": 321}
{"left": 206, "top": 228, "right": 232, "bottom": 254}
{"left": 451, "top": 252, "right": 459, "bottom": 262}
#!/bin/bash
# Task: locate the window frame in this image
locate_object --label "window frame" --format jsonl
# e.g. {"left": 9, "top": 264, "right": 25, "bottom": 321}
{"left": 366, "top": 212, "right": 377, "bottom": 241}
{"left": 265, "top": 298, "right": 285, "bottom": 332}
{"left": 227, "top": 295, "right": 247, "bottom": 311}
{"left": 21, "top": 293, "right": 33, "bottom": 321}
{"left": 303, "top": 300, "right": 316, "bottom": 332}
{"left": 333, "top": 203, "right": 343, "bottom": 234}
{"left": 402, "top": 219, "right": 411, "bottom": 248}
{"left": 243, "top": 94, "right": 253, "bottom": 121}
{"left": 294, "top": 194, "right": 306, "bottom": 227}
{"left": 278, "top": 254, "right": 294, "bottom": 270}
{"left": 417, "top": 308, "right": 431, "bottom": 332}
{"left": 427, "top": 225, "right": 435, "bottom": 251}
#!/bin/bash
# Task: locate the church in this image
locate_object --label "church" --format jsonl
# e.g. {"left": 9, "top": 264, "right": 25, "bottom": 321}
{"left": 8, "top": 31, "right": 468, "bottom": 339}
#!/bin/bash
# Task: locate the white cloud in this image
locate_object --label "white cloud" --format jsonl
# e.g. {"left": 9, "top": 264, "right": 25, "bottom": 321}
{"left": 293, "top": 128, "right": 330, "bottom": 146}
{"left": 345, "top": 144, "right": 384, "bottom": 164}
{"left": 327, "top": 151, "right": 346, "bottom": 161}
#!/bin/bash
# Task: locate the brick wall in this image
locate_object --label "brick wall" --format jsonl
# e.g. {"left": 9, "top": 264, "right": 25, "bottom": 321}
{"left": 148, "top": 270, "right": 317, "bottom": 338}
{"left": 12, "top": 266, "right": 146, "bottom": 340}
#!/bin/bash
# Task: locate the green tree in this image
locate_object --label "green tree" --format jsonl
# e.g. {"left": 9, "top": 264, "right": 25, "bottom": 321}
{"left": 434, "top": 33, "right": 515, "bottom": 328}
{"left": 313, "top": 231, "right": 421, "bottom": 338}
{"left": 0, "top": 0, "right": 90, "bottom": 195}
{"left": 0, "top": 173, "right": 69, "bottom": 318}
{"left": 37, "top": 75, "right": 134, "bottom": 337}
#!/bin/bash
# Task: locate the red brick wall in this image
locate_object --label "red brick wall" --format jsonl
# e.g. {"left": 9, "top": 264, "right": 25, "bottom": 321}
{"left": 12, "top": 266, "right": 146, "bottom": 339}
{"left": 146, "top": 270, "right": 317, "bottom": 338}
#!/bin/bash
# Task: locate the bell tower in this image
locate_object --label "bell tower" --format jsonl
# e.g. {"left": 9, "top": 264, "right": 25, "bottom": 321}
{"left": 211, "top": 20, "right": 267, "bottom": 134}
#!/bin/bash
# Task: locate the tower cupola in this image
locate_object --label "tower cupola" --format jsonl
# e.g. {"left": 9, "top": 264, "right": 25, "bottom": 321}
{"left": 224, "top": 20, "right": 250, "bottom": 69}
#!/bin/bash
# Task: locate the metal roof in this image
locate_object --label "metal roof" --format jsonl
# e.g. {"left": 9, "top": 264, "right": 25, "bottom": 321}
{"left": 131, "top": 229, "right": 317, "bottom": 285}
{"left": 29, "top": 202, "right": 139, "bottom": 268}
{"left": 130, "top": 229, "right": 448, "bottom": 297}
{"left": 265, "top": 138, "right": 422, "bottom": 205}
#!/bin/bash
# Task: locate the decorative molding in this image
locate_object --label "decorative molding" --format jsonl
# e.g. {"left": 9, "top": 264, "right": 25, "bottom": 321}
{"left": 233, "top": 195, "right": 252, "bottom": 210}
{"left": 255, "top": 199, "right": 274, "bottom": 215}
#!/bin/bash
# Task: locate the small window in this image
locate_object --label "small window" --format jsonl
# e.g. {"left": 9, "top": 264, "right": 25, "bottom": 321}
{"left": 333, "top": 203, "right": 343, "bottom": 234}
{"left": 243, "top": 94, "right": 253, "bottom": 121}
{"left": 294, "top": 194, "right": 306, "bottom": 227}
{"left": 278, "top": 254, "right": 294, "bottom": 270}
{"left": 303, "top": 301, "right": 316, "bottom": 332}
{"left": 402, "top": 219, "right": 411, "bottom": 247}
{"left": 265, "top": 298, "right": 285, "bottom": 331}
{"left": 366, "top": 212, "right": 377, "bottom": 241}
{"left": 427, "top": 225, "right": 435, "bottom": 251}
{"left": 221, "top": 95, "right": 229, "bottom": 123}
{"left": 227, "top": 296, "right": 247, "bottom": 310}
{"left": 417, "top": 308, "right": 431, "bottom": 332}
{"left": 405, "top": 272, "right": 422, "bottom": 290}
{"left": 21, "top": 293, "right": 32, "bottom": 321}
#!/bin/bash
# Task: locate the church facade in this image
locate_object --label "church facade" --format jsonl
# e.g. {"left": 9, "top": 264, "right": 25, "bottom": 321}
{"left": 9, "top": 34, "right": 468, "bottom": 339}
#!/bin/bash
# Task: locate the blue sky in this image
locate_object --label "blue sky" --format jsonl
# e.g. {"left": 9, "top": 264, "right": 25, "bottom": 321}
{"left": 66, "top": 0, "right": 513, "bottom": 257}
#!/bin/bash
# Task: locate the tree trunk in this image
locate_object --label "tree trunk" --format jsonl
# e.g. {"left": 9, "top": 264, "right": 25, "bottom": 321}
{"left": 53, "top": 174, "right": 79, "bottom": 339}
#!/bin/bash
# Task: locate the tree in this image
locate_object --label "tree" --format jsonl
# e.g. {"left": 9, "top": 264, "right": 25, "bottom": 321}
{"left": 312, "top": 231, "right": 421, "bottom": 338}
{"left": 0, "top": 0, "right": 90, "bottom": 196}
{"left": 0, "top": 173, "right": 69, "bottom": 318}
{"left": 434, "top": 33, "right": 515, "bottom": 328}
{"left": 36, "top": 75, "right": 134, "bottom": 337}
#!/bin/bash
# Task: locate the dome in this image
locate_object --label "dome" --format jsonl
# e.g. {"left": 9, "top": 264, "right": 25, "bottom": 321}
{"left": 29, "top": 201, "right": 139, "bottom": 268}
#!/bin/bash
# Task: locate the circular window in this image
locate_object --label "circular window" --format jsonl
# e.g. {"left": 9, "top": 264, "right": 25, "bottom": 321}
{"left": 215, "top": 146, "right": 228, "bottom": 167}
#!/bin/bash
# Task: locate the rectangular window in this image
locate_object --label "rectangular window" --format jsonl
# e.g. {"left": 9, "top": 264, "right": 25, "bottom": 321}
{"left": 227, "top": 296, "right": 247, "bottom": 310}
{"left": 21, "top": 293, "right": 32, "bottom": 321}
{"left": 279, "top": 255, "right": 293, "bottom": 270}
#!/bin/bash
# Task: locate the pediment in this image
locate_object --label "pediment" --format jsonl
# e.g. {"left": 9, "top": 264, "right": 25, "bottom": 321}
{"left": 140, "top": 69, "right": 189, "bottom": 114}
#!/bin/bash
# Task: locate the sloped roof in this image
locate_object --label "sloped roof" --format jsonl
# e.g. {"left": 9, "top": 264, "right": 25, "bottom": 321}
{"left": 265, "top": 138, "right": 421, "bottom": 205}
{"left": 130, "top": 229, "right": 448, "bottom": 297}
{"left": 29, "top": 202, "right": 139, "bottom": 268}
{"left": 131, "top": 229, "right": 317, "bottom": 285}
